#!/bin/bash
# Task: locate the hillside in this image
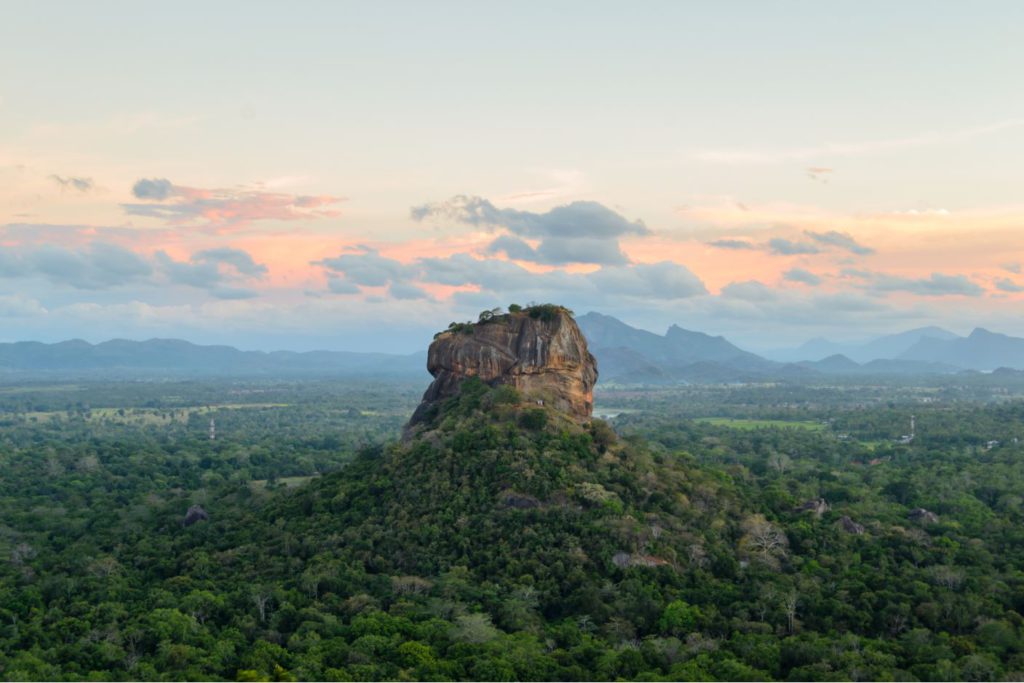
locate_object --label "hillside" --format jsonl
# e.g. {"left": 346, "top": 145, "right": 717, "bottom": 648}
{"left": 899, "top": 328, "right": 1024, "bottom": 370}
{"left": 786, "top": 327, "right": 960, "bottom": 363}
{"left": 576, "top": 312, "right": 780, "bottom": 383}
{"left": 4, "top": 343, "right": 1024, "bottom": 679}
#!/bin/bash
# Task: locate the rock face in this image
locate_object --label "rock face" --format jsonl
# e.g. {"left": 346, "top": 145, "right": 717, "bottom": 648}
{"left": 839, "top": 515, "right": 865, "bottom": 535}
{"left": 183, "top": 504, "right": 209, "bottom": 527}
{"left": 408, "top": 307, "right": 598, "bottom": 427}
{"left": 795, "top": 498, "right": 830, "bottom": 518}
{"left": 908, "top": 507, "right": 939, "bottom": 524}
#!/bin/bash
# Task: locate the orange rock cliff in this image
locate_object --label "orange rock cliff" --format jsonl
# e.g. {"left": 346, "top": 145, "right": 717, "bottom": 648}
{"left": 407, "top": 306, "right": 598, "bottom": 427}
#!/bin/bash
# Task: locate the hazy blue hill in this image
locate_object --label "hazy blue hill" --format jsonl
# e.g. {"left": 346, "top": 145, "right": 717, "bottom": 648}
{"left": 785, "top": 326, "right": 961, "bottom": 363}
{"left": 790, "top": 336, "right": 844, "bottom": 362}
{"left": 577, "top": 312, "right": 992, "bottom": 381}
{"left": 798, "top": 353, "right": 862, "bottom": 374}
{"left": 0, "top": 338, "right": 428, "bottom": 378}
{"left": 857, "top": 326, "right": 960, "bottom": 362}
{"left": 899, "top": 327, "right": 1024, "bottom": 370}
{"left": 576, "top": 312, "right": 779, "bottom": 383}
{"left": 663, "top": 324, "right": 773, "bottom": 370}
{"left": 574, "top": 312, "right": 671, "bottom": 359}
{"left": 587, "top": 346, "right": 669, "bottom": 384}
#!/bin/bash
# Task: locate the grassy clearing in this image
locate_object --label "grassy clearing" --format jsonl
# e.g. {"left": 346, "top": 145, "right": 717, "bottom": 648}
{"left": 694, "top": 417, "right": 826, "bottom": 431}
{"left": 250, "top": 475, "right": 319, "bottom": 491}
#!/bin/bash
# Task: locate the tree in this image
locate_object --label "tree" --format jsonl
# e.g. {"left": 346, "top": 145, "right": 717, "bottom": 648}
{"left": 659, "top": 599, "right": 703, "bottom": 636}
{"left": 252, "top": 588, "right": 273, "bottom": 623}
{"left": 739, "top": 515, "right": 789, "bottom": 568}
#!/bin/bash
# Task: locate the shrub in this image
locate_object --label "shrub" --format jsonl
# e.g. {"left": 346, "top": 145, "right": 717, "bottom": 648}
{"left": 519, "top": 409, "right": 548, "bottom": 430}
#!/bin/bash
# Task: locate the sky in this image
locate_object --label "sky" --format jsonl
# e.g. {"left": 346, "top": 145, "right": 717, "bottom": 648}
{"left": 2, "top": 1, "right": 1024, "bottom": 354}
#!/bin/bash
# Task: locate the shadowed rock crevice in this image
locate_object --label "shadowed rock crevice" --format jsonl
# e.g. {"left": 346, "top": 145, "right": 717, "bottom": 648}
{"left": 407, "top": 306, "right": 597, "bottom": 428}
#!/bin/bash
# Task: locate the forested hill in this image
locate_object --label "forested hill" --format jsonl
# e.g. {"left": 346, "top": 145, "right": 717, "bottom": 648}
{"left": 5, "top": 376, "right": 1024, "bottom": 680}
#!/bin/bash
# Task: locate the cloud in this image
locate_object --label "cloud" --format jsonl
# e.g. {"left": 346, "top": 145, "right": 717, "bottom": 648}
{"left": 327, "top": 276, "right": 361, "bottom": 295}
{"left": 418, "top": 255, "right": 705, "bottom": 301}
{"left": 204, "top": 286, "right": 259, "bottom": 300}
{"left": 412, "top": 195, "right": 648, "bottom": 238}
{"left": 0, "top": 237, "right": 272, "bottom": 300}
{"left": 49, "top": 175, "right": 94, "bottom": 192}
{"left": 768, "top": 238, "right": 820, "bottom": 255}
{"left": 995, "top": 277, "right": 1024, "bottom": 293}
{"left": 315, "top": 247, "right": 706, "bottom": 304}
{"left": 1003, "top": 262, "right": 1021, "bottom": 274}
{"left": 0, "top": 294, "right": 47, "bottom": 318}
{"left": 804, "top": 230, "right": 875, "bottom": 255}
{"left": 314, "top": 247, "right": 411, "bottom": 287}
{"left": 389, "top": 282, "right": 430, "bottom": 300}
{"left": 0, "top": 242, "right": 152, "bottom": 289}
{"left": 132, "top": 178, "right": 174, "bottom": 200}
{"left": 587, "top": 262, "right": 707, "bottom": 299}
{"left": 784, "top": 268, "right": 823, "bottom": 286}
{"left": 155, "top": 247, "right": 267, "bottom": 299}
{"left": 123, "top": 178, "right": 344, "bottom": 230}
{"left": 192, "top": 247, "right": 268, "bottom": 277}
{"left": 705, "top": 229, "right": 872, "bottom": 258}
{"left": 806, "top": 167, "right": 832, "bottom": 183}
{"left": 839, "top": 268, "right": 873, "bottom": 279}
{"left": 485, "top": 235, "right": 540, "bottom": 261}
{"left": 720, "top": 280, "right": 777, "bottom": 302}
{"left": 706, "top": 239, "right": 755, "bottom": 250}
{"left": 412, "top": 195, "right": 646, "bottom": 265}
{"left": 858, "top": 272, "right": 985, "bottom": 297}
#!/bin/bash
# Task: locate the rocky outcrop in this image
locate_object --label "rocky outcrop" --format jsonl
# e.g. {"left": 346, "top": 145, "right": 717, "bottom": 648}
{"left": 183, "top": 504, "right": 209, "bottom": 527}
{"left": 839, "top": 515, "right": 865, "bottom": 535}
{"left": 908, "top": 508, "right": 939, "bottom": 524}
{"left": 795, "top": 498, "right": 830, "bottom": 518}
{"left": 408, "top": 306, "right": 598, "bottom": 427}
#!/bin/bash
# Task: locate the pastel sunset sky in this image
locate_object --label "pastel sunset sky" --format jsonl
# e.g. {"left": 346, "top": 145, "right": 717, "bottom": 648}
{"left": 3, "top": 1, "right": 1024, "bottom": 353}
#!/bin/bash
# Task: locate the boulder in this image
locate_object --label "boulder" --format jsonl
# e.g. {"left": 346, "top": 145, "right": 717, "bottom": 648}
{"left": 908, "top": 508, "right": 939, "bottom": 524}
{"left": 183, "top": 504, "right": 209, "bottom": 527}
{"left": 839, "top": 515, "right": 865, "bottom": 534}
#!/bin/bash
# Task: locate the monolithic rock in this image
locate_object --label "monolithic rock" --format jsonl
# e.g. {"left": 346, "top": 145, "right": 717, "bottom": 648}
{"left": 408, "top": 306, "right": 598, "bottom": 427}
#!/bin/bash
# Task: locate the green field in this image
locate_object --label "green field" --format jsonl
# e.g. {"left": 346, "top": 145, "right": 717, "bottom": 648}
{"left": 694, "top": 417, "right": 826, "bottom": 431}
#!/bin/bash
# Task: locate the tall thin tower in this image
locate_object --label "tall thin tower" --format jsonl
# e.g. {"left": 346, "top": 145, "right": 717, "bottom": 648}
{"left": 209, "top": 418, "right": 216, "bottom": 441}
{"left": 910, "top": 415, "right": 915, "bottom": 440}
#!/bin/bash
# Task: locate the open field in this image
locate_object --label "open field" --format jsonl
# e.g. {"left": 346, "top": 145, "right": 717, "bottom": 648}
{"left": 693, "top": 417, "right": 827, "bottom": 431}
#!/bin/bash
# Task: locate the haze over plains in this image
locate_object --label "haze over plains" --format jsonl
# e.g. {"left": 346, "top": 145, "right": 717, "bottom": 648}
{"left": 2, "top": 2, "right": 1023, "bottom": 353}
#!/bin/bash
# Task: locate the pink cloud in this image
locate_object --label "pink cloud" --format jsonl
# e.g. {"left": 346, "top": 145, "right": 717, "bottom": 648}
{"left": 122, "top": 179, "right": 345, "bottom": 232}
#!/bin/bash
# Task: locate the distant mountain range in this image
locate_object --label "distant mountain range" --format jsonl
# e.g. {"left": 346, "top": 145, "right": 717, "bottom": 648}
{"left": 3, "top": 315, "right": 1024, "bottom": 382}
{"left": 0, "top": 338, "right": 427, "bottom": 378}
{"left": 898, "top": 327, "right": 1024, "bottom": 370}
{"left": 778, "top": 326, "right": 962, "bottom": 364}
{"left": 577, "top": 313, "right": 1024, "bottom": 383}
{"left": 576, "top": 312, "right": 790, "bottom": 383}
